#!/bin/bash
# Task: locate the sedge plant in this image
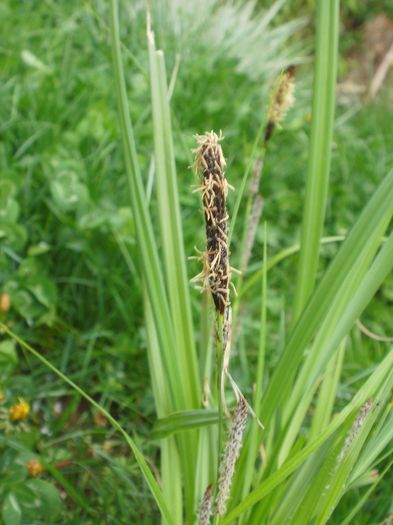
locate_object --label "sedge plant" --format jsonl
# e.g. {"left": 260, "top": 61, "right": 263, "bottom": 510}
{"left": 3, "top": 0, "right": 393, "bottom": 524}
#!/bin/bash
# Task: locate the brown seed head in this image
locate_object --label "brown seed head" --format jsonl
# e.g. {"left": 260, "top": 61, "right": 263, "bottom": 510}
{"left": 194, "top": 131, "right": 230, "bottom": 315}
{"left": 27, "top": 458, "right": 44, "bottom": 477}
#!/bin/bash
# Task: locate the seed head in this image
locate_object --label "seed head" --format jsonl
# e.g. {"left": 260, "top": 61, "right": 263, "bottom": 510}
{"left": 265, "top": 65, "right": 296, "bottom": 145}
{"left": 194, "top": 131, "right": 231, "bottom": 315}
{"left": 338, "top": 399, "right": 373, "bottom": 463}
{"left": 198, "top": 484, "right": 213, "bottom": 525}
{"left": 26, "top": 458, "right": 44, "bottom": 477}
{"left": 216, "top": 397, "right": 248, "bottom": 515}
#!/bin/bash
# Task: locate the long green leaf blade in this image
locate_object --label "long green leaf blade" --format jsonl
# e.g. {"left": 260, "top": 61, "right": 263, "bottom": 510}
{"left": 147, "top": 28, "right": 200, "bottom": 407}
{"left": 293, "top": 0, "right": 340, "bottom": 320}
{"left": 260, "top": 169, "right": 393, "bottom": 426}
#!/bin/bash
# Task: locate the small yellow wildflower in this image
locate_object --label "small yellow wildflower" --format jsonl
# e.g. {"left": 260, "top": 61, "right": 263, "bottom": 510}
{"left": 0, "top": 292, "right": 10, "bottom": 312}
{"left": 9, "top": 398, "right": 30, "bottom": 421}
{"left": 26, "top": 458, "right": 44, "bottom": 477}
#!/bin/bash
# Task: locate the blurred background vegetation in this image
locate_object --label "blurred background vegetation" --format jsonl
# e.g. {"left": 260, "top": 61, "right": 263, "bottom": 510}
{"left": 0, "top": 0, "right": 392, "bottom": 523}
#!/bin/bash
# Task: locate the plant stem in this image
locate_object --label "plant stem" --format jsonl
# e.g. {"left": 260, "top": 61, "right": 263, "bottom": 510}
{"left": 215, "top": 313, "right": 225, "bottom": 474}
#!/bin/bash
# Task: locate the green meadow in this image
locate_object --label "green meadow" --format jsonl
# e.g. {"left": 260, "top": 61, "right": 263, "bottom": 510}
{"left": 0, "top": 1, "right": 392, "bottom": 524}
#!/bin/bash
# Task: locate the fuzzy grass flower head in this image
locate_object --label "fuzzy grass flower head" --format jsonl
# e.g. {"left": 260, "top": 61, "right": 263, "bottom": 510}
{"left": 9, "top": 398, "right": 30, "bottom": 421}
{"left": 216, "top": 397, "right": 248, "bottom": 516}
{"left": 265, "top": 65, "right": 296, "bottom": 144}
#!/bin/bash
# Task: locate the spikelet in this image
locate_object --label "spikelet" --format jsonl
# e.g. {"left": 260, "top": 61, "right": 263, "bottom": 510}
{"left": 216, "top": 397, "right": 248, "bottom": 516}
{"left": 337, "top": 399, "right": 373, "bottom": 463}
{"left": 248, "top": 159, "right": 263, "bottom": 199}
{"left": 194, "top": 131, "right": 230, "bottom": 315}
{"left": 264, "top": 65, "right": 296, "bottom": 145}
{"left": 323, "top": 400, "right": 373, "bottom": 497}
{"left": 198, "top": 484, "right": 213, "bottom": 525}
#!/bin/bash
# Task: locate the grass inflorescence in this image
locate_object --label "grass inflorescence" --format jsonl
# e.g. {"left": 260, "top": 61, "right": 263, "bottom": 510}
{"left": 1, "top": 0, "right": 393, "bottom": 524}
{"left": 194, "top": 131, "right": 231, "bottom": 315}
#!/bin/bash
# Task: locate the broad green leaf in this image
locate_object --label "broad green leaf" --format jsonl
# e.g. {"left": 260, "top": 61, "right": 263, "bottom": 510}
{"left": 0, "top": 222, "right": 27, "bottom": 251}
{"left": 26, "top": 479, "right": 61, "bottom": 518}
{"left": 50, "top": 171, "right": 89, "bottom": 212}
{"left": 27, "top": 278, "right": 57, "bottom": 308}
{"left": 2, "top": 493, "right": 22, "bottom": 525}
{"left": 9, "top": 290, "right": 43, "bottom": 323}
{"left": 0, "top": 339, "right": 18, "bottom": 366}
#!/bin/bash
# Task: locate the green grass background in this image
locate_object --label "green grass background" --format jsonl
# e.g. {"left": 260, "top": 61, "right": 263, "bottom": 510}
{"left": 0, "top": 0, "right": 392, "bottom": 523}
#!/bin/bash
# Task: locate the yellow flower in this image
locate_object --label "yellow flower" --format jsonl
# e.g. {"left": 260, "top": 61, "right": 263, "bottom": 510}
{"left": 0, "top": 292, "right": 10, "bottom": 312}
{"left": 9, "top": 398, "right": 30, "bottom": 421}
{"left": 26, "top": 458, "right": 44, "bottom": 477}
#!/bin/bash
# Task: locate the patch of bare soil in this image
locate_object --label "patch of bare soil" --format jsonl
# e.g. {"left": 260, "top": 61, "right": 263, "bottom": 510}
{"left": 338, "top": 14, "right": 393, "bottom": 104}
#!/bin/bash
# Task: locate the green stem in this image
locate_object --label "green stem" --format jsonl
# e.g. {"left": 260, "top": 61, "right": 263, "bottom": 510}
{"left": 229, "top": 123, "right": 267, "bottom": 247}
{"left": 215, "top": 313, "right": 224, "bottom": 471}
{"left": 213, "top": 312, "right": 225, "bottom": 525}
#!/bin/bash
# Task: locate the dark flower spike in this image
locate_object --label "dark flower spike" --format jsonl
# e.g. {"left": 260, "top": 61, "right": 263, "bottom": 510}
{"left": 194, "top": 131, "right": 231, "bottom": 315}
